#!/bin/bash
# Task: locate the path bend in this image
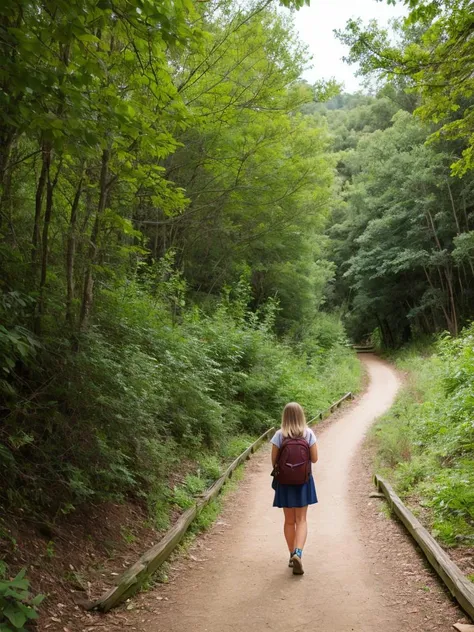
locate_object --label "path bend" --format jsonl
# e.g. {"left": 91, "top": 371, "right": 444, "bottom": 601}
{"left": 130, "top": 355, "right": 405, "bottom": 632}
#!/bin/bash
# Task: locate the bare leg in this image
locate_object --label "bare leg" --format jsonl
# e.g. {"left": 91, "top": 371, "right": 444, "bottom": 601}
{"left": 283, "top": 507, "right": 296, "bottom": 553}
{"left": 294, "top": 505, "right": 308, "bottom": 550}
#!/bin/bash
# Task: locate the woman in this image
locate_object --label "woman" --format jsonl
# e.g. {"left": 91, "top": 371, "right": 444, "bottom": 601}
{"left": 271, "top": 402, "right": 318, "bottom": 575}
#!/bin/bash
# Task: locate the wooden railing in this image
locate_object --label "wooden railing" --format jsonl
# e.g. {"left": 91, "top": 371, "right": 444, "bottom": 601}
{"left": 308, "top": 391, "right": 354, "bottom": 424}
{"left": 87, "top": 426, "right": 274, "bottom": 612}
{"left": 88, "top": 392, "right": 355, "bottom": 612}
{"left": 375, "top": 475, "right": 474, "bottom": 621}
{"left": 352, "top": 344, "right": 376, "bottom": 353}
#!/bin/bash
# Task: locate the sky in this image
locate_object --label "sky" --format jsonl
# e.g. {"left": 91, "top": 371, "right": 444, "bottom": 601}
{"left": 290, "top": 0, "right": 407, "bottom": 93}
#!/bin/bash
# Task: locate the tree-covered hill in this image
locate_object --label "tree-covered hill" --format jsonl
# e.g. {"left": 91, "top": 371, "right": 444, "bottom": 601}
{"left": 320, "top": 90, "right": 474, "bottom": 347}
{"left": 326, "top": 0, "right": 474, "bottom": 559}
{"left": 328, "top": 0, "right": 474, "bottom": 346}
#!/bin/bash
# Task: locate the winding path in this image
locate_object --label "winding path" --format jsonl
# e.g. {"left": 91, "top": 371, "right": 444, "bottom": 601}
{"left": 120, "top": 355, "right": 462, "bottom": 631}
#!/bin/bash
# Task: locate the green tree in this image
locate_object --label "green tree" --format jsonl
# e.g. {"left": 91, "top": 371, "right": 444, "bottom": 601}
{"left": 0, "top": 0, "right": 358, "bottom": 527}
{"left": 337, "top": 1, "right": 474, "bottom": 175}
{"left": 324, "top": 99, "right": 474, "bottom": 345}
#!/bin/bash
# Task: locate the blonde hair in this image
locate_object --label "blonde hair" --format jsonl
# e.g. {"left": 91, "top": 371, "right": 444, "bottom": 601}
{"left": 281, "top": 402, "right": 307, "bottom": 438}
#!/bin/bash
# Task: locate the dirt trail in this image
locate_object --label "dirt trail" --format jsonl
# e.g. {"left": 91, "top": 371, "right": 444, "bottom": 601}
{"left": 115, "top": 355, "right": 463, "bottom": 631}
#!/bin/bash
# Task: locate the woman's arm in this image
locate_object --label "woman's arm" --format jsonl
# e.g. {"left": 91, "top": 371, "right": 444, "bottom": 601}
{"left": 310, "top": 443, "right": 318, "bottom": 464}
{"left": 271, "top": 444, "right": 279, "bottom": 467}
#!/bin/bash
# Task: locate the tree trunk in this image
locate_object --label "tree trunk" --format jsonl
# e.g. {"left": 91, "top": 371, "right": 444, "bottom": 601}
{"left": 462, "top": 192, "right": 470, "bottom": 231}
{"left": 0, "top": 147, "right": 14, "bottom": 240}
{"left": 66, "top": 167, "right": 85, "bottom": 327}
{"left": 446, "top": 179, "right": 461, "bottom": 235}
{"left": 35, "top": 158, "right": 62, "bottom": 333}
{"left": 444, "top": 266, "right": 458, "bottom": 336}
{"left": 423, "top": 265, "right": 452, "bottom": 333}
{"left": 383, "top": 318, "right": 395, "bottom": 348}
{"left": 40, "top": 161, "right": 61, "bottom": 291}
{"left": 0, "top": 8, "right": 22, "bottom": 219}
{"left": 426, "top": 209, "right": 442, "bottom": 251}
{"left": 375, "top": 313, "right": 395, "bottom": 348}
{"left": 0, "top": 130, "right": 15, "bottom": 230}
{"left": 32, "top": 142, "right": 51, "bottom": 271}
{"left": 79, "top": 149, "right": 109, "bottom": 332}
{"left": 421, "top": 311, "right": 431, "bottom": 335}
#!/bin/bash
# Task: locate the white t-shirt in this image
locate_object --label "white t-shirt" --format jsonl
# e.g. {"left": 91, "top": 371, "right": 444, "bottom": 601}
{"left": 270, "top": 427, "right": 317, "bottom": 449}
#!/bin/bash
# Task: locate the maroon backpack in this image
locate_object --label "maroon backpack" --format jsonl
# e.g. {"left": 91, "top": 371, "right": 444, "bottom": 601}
{"left": 276, "top": 436, "right": 311, "bottom": 485}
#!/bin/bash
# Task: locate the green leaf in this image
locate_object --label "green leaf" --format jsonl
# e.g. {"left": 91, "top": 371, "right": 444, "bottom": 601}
{"left": 76, "top": 33, "right": 100, "bottom": 43}
{"left": 3, "top": 604, "right": 27, "bottom": 629}
{"left": 30, "top": 594, "right": 45, "bottom": 607}
{"left": 6, "top": 570, "right": 28, "bottom": 591}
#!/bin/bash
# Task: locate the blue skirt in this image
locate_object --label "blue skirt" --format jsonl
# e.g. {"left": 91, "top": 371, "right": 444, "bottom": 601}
{"left": 272, "top": 474, "right": 318, "bottom": 508}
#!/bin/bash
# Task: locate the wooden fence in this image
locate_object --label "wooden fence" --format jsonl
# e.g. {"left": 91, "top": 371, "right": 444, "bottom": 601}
{"left": 308, "top": 391, "right": 354, "bottom": 424}
{"left": 352, "top": 344, "right": 376, "bottom": 354}
{"left": 375, "top": 475, "right": 474, "bottom": 621}
{"left": 88, "top": 392, "right": 354, "bottom": 612}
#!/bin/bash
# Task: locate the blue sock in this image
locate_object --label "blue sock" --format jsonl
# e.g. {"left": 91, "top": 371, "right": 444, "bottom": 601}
{"left": 294, "top": 548, "right": 303, "bottom": 558}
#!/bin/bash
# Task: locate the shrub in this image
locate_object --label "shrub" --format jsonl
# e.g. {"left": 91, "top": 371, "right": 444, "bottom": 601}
{"left": 0, "top": 565, "right": 43, "bottom": 632}
{"left": 0, "top": 278, "right": 361, "bottom": 526}
{"left": 197, "top": 455, "right": 222, "bottom": 481}
{"left": 372, "top": 326, "right": 474, "bottom": 545}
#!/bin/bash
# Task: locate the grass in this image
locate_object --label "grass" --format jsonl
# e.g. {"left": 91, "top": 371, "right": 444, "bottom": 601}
{"left": 371, "top": 330, "right": 474, "bottom": 547}
{"left": 197, "top": 455, "right": 222, "bottom": 480}
{"left": 145, "top": 435, "right": 257, "bottom": 531}
{"left": 378, "top": 500, "right": 393, "bottom": 520}
{"left": 120, "top": 526, "right": 137, "bottom": 544}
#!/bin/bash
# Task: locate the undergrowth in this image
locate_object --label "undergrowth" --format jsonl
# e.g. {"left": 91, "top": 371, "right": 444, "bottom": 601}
{"left": 1, "top": 278, "right": 360, "bottom": 528}
{"left": 144, "top": 465, "right": 246, "bottom": 590}
{"left": 371, "top": 326, "right": 474, "bottom": 546}
{"left": 0, "top": 562, "right": 43, "bottom": 631}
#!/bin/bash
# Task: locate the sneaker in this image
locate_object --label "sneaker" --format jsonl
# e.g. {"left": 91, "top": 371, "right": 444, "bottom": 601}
{"left": 288, "top": 555, "right": 293, "bottom": 568}
{"left": 291, "top": 553, "right": 304, "bottom": 575}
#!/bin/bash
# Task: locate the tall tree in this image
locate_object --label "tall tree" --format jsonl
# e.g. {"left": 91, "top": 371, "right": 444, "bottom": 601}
{"left": 322, "top": 95, "right": 474, "bottom": 345}
{"left": 337, "top": 0, "right": 474, "bottom": 175}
